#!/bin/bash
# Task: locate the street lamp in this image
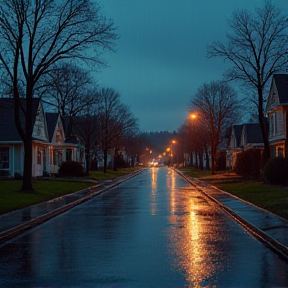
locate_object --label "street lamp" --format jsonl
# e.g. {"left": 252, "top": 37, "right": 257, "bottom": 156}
{"left": 171, "top": 140, "right": 176, "bottom": 164}
{"left": 190, "top": 113, "right": 197, "bottom": 120}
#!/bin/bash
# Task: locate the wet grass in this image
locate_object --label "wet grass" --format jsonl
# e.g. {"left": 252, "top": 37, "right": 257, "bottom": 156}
{"left": 215, "top": 182, "right": 288, "bottom": 220}
{"left": 179, "top": 167, "right": 211, "bottom": 178}
{"left": 0, "top": 168, "right": 141, "bottom": 215}
{"left": 89, "top": 168, "right": 139, "bottom": 180}
{"left": 0, "top": 180, "right": 94, "bottom": 215}
{"left": 179, "top": 167, "right": 288, "bottom": 220}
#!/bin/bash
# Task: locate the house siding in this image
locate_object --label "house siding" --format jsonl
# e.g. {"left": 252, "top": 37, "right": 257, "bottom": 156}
{"left": 269, "top": 108, "right": 285, "bottom": 141}
{"left": 14, "top": 145, "right": 23, "bottom": 176}
{"left": 266, "top": 74, "right": 288, "bottom": 158}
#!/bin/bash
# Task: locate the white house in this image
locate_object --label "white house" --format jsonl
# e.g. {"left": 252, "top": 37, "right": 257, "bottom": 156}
{"left": 0, "top": 98, "right": 84, "bottom": 177}
{"left": 266, "top": 74, "right": 288, "bottom": 158}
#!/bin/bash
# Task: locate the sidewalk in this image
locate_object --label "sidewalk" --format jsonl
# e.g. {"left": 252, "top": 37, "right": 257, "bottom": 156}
{"left": 179, "top": 171, "right": 288, "bottom": 260}
{"left": 0, "top": 170, "right": 142, "bottom": 245}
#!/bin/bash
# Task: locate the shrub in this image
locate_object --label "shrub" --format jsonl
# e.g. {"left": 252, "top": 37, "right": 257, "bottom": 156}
{"left": 58, "top": 161, "right": 85, "bottom": 177}
{"left": 216, "top": 152, "right": 226, "bottom": 171}
{"left": 114, "top": 156, "right": 129, "bottom": 169}
{"left": 234, "top": 149, "right": 262, "bottom": 179}
{"left": 263, "top": 157, "right": 288, "bottom": 185}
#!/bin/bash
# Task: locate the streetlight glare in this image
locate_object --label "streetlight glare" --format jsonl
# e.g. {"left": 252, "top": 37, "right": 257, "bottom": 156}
{"left": 190, "top": 113, "right": 197, "bottom": 120}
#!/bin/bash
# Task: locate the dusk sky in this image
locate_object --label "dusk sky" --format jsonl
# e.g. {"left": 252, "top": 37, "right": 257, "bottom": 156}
{"left": 97, "top": 0, "right": 288, "bottom": 132}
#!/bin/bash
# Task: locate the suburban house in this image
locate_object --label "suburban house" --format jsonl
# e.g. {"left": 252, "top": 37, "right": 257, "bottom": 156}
{"left": 266, "top": 74, "right": 288, "bottom": 158}
{"left": 226, "top": 123, "right": 264, "bottom": 169}
{"left": 0, "top": 98, "right": 84, "bottom": 177}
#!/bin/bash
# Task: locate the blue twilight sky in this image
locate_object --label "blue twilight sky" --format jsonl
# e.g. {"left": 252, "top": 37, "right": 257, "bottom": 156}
{"left": 96, "top": 0, "right": 288, "bottom": 132}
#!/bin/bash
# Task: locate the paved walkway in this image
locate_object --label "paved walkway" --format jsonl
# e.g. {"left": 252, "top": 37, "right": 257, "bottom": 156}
{"left": 1, "top": 168, "right": 288, "bottom": 262}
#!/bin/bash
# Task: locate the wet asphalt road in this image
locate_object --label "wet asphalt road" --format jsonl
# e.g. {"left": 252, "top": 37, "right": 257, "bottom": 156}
{"left": 1, "top": 167, "right": 288, "bottom": 287}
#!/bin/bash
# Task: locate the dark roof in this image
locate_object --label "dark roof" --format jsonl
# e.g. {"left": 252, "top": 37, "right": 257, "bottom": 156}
{"left": 274, "top": 74, "right": 288, "bottom": 104}
{"left": 233, "top": 124, "right": 243, "bottom": 148}
{"left": 0, "top": 98, "right": 40, "bottom": 142}
{"left": 244, "top": 123, "right": 263, "bottom": 144}
{"left": 45, "top": 113, "right": 59, "bottom": 142}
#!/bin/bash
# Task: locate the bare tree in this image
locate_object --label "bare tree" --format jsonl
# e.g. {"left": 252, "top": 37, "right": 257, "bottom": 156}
{"left": 73, "top": 114, "right": 100, "bottom": 172}
{"left": 42, "top": 62, "right": 99, "bottom": 136}
{"left": 207, "top": 2, "right": 288, "bottom": 163}
{"left": 97, "top": 88, "right": 139, "bottom": 173}
{"left": 189, "top": 81, "right": 240, "bottom": 175}
{"left": 0, "top": 0, "right": 117, "bottom": 191}
{"left": 180, "top": 116, "right": 211, "bottom": 171}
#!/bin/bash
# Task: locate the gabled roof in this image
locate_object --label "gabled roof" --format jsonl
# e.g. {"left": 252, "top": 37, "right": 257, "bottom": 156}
{"left": 0, "top": 98, "right": 40, "bottom": 142}
{"left": 273, "top": 74, "right": 288, "bottom": 104}
{"left": 232, "top": 124, "right": 243, "bottom": 148}
{"left": 243, "top": 123, "right": 263, "bottom": 144}
{"left": 45, "top": 113, "right": 59, "bottom": 142}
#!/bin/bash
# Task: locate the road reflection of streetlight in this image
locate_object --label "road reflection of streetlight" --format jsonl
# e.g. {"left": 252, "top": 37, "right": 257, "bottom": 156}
{"left": 150, "top": 167, "right": 158, "bottom": 215}
{"left": 167, "top": 185, "right": 225, "bottom": 286}
{"left": 167, "top": 169, "right": 176, "bottom": 215}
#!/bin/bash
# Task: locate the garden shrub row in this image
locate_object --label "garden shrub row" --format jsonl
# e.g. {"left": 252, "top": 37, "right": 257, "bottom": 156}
{"left": 234, "top": 149, "right": 288, "bottom": 185}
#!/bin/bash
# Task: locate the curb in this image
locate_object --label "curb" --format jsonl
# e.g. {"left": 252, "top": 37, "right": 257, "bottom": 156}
{"left": 0, "top": 169, "right": 144, "bottom": 245}
{"left": 175, "top": 169, "right": 288, "bottom": 261}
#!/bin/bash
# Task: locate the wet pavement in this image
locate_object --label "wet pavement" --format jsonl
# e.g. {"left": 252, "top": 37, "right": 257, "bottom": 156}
{"left": 177, "top": 171, "right": 288, "bottom": 260}
{"left": 0, "top": 171, "right": 142, "bottom": 243}
{"left": 0, "top": 168, "right": 288, "bottom": 287}
{"left": 1, "top": 167, "right": 288, "bottom": 259}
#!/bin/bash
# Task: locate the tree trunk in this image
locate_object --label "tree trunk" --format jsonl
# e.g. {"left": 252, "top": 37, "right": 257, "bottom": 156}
{"left": 211, "top": 144, "right": 217, "bottom": 175}
{"left": 199, "top": 150, "right": 204, "bottom": 171}
{"left": 85, "top": 147, "right": 90, "bottom": 173}
{"left": 103, "top": 148, "right": 108, "bottom": 173}
{"left": 21, "top": 138, "right": 34, "bottom": 191}
{"left": 285, "top": 111, "right": 288, "bottom": 158}
{"left": 205, "top": 147, "right": 210, "bottom": 171}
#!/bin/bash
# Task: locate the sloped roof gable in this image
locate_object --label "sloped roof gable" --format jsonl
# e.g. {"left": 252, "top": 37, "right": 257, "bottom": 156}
{"left": 243, "top": 123, "right": 263, "bottom": 144}
{"left": 46, "top": 113, "right": 59, "bottom": 142}
{"left": 232, "top": 124, "right": 243, "bottom": 148}
{"left": 0, "top": 98, "right": 40, "bottom": 142}
{"left": 274, "top": 74, "right": 288, "bottom": 104}
{"left": 266, "top": 74, "right": 288, "bottom": 112}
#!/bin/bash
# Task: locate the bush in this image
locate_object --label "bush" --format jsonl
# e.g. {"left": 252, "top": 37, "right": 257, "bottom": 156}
{"left": 58, "top": 161, "right": 85, "bottom": 177}
{"left": 234, "top": 149, "right": 262, "bottom": 179}
{"left": 263, "top": 157, "right": 288, "bottom": 185}
{"left": 216, "top": 152, "right": 226, "bottom": 171}
{"left": 114, "top": 156, "right": 129, "bottom": 169}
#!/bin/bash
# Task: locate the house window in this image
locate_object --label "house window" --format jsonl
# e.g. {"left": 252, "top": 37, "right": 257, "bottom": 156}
{"left": 0, "top": 147, "right": 9, "bottom": 169}
{"left": 66, "top": 149, "right": 72, "bottom": 161}
{"left": 277, "top": 147, "right": 284, "bottom": 157}
{"left": 56, "top": 132, "right": 61, "bottom": 143}
{"left": 270, "top": 113, "right": 278, "bottom": 136}
{"left": 53, "top": 150, "right": 62, "bottom": 166}
{"left": 37, "top": 150, "right": 42, "bottom": 165}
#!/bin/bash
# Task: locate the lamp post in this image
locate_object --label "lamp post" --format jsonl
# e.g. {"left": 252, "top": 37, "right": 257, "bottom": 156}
{"left": 171, "top": 140, "right": 176, "bottom": 165}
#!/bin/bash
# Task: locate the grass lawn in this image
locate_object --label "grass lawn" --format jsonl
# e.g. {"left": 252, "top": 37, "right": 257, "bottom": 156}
{"left": 0, "top": 180, "right": 94, "bottom": 215}
{"left": 215, "top": 182, "right": 288, "bottom": 220}
{"left": 0, "top": 168, "right": 140, "bottom": 215}
{"left": 89, "top": 168, "right": 139, "bottom": 180}
{"left": 179, "top": 167, "right": 288, "bottom": 220}
{"left": 179, "top": 167, "right": 211, "bottom": 179}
